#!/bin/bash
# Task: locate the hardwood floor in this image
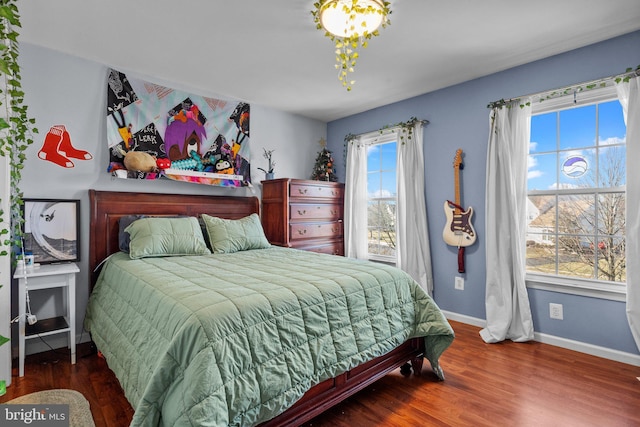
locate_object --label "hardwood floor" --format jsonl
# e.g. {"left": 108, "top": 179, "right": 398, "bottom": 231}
{"left": 1, "top": 320, "right": 639, "bottom": 426}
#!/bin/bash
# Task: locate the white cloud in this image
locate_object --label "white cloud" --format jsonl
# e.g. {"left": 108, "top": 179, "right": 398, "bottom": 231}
{"left": 599, "top": 136, "right": 626, "bottom": 146}
{"left": 367, "top": 145, "right": 380, "bottom": 155}
{"left": 369, "top": 189, "right": 394, "bottom": 198}
{"left": 528, "top": 170, "right": 543, "bottom": 179}
{"left": 527, "top": 154, "right": 543, "bottom": 180}
{"left": 529, "top": 141, "right": 538, "bottom": 152}
{"left": 565, "top": 149, "right": 584, "bottom": 157}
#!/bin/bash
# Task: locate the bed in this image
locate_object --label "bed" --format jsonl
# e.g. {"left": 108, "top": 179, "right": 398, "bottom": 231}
{"left": 85, "top": 189, "right": 454, "bottom": 427}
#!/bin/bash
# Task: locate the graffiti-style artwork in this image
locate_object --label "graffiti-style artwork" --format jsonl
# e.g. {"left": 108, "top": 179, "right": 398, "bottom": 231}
{"left": 38, "top": 125, "right": 93, "bottom": 168}
{"left": 106, "top": 68, "right": 251, "bottom": 187}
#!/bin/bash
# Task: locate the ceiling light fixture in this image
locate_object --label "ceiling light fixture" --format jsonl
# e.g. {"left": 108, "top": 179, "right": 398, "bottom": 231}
{"left": 312, "top": 0, "right": 391, "bottom": 91}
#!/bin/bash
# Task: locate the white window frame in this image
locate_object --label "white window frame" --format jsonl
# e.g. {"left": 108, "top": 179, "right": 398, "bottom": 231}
{"left": 525, "top": 85, "right": 627, "bottom": 301}
{"left": 362, "top": 131, "right": 397, "bottom": 264}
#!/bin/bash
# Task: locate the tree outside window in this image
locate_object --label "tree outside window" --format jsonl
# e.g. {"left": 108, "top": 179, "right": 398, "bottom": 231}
{"left": 526, "top": 98, "right": 626, "bottom": 284}
{"left": 367, "top": 141, "right": 397, "bottom": 261}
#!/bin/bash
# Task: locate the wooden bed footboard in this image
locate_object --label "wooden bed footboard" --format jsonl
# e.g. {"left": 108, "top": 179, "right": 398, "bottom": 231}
{"left": 88, "top": 189, "right": 427, "bottom": 426}
{"left": 260, "top": 338, "right": 425, "bottom": 427}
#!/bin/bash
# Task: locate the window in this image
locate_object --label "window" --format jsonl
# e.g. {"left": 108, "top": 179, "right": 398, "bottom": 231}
{"left": 526, "top": 86, "right": 626, "bottom": 299}
{"left": 365, "top": 133, "right": 397, "bottom": 262}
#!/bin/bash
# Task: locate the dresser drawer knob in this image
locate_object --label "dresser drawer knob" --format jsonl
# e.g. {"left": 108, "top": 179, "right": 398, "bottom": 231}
{"left": 298, "top": 188, "right": 308, "bottom": 195}
{"left": 297, "top": 229, "right": 307, "bottom": 235}
{"left": 297, "top": 209, "right": 307, "bottom": 216}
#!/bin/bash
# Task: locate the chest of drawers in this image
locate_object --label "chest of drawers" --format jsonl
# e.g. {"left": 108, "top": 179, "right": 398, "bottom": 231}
{"left": 261, "top": 178, "right": 344, "bottom": 256}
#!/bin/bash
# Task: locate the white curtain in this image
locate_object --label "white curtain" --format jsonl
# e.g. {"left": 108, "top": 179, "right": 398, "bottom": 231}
{"left": 344, "top": 136, "right": 368, "bottom": 259}
{"left": 480, "top": 101, "right": 535, "bottom": 343}
{"left": 616, "top": 75, "right": 640, "bottom": 351}
{"left": 396, "top": 123, "right": 434, "bottom": 295}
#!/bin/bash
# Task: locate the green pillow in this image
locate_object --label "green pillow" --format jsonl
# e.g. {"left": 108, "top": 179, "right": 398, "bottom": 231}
{"left": 125, "top": 217, "right": 211, "bottom": 259}
{"left": 201, "top": 213, "right": 271, "bottom": 254}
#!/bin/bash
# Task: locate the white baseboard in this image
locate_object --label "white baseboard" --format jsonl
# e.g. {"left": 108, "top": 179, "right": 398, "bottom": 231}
{"left": 15, "top": 313, "right": 640, "bottom": 368}
{"left": 533, "top": 332, "right": 640, "bottom": 366}
{"left": 441, "top": 311, "right": 486, "bottom": 328}
{"left": 441, "top": 310, "right": 640, "bottom": 367}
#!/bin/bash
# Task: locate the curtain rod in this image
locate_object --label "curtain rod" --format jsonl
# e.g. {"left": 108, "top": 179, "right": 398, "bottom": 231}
{"left": 487, "top": 67, "right": 640, "bottom": 109}
{"left": 351, "top": 119, "right": 430, "bottom": 140}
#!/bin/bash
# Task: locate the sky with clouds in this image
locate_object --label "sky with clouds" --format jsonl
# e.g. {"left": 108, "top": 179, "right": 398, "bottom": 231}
{"left": 528, "top": 99, "right": 626, "bottom": 191}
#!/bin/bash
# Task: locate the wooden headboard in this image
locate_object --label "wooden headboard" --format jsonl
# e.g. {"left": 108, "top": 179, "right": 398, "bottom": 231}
{"left": 89, "top": 190, "right": 260, "bottom": 286}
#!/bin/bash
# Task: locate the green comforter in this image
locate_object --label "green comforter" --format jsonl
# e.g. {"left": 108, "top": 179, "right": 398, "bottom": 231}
{"left": 84, "top": 247, "right": 454, "bottom": 426}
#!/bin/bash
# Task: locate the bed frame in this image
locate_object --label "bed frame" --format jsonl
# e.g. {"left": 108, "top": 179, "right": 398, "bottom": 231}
{"left": 88, "top": 189, "right": 426, "bottom": 427}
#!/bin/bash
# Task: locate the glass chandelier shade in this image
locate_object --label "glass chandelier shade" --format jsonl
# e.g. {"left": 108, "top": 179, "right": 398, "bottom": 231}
{"left": 312, "top": 0, "right": 391, "bottom": 91}
{"left": 319, "top": 0, "right": 385, "bottom": 38}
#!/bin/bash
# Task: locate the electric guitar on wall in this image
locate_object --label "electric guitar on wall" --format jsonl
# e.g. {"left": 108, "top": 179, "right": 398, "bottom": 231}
{"left": 443, "top": 149, "right": 476, "bottom": 272}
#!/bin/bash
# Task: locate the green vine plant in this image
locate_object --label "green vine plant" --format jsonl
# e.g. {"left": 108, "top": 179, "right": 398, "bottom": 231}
{"left": 0, "top": 0, "right": 38, "bottom": 348}
{"left": 312, "top": 0, "right": 391, "bottom": 91}
{"left": 343, "top": 132, "right": 356, "bottom": 166}
{"left": 487, "top": 65, "right": 640, "bottom": 110}
{"left": 343, "top": 116, "right": 424, "bottom": 165}
{"left": 615, "top": 65, "right": 640, "bottom": 83}
{"left": 380, "top": 116, "right": 421, "bottom": 144}
{"left": 486, "top": 98, "right": 531, "bottom": 110}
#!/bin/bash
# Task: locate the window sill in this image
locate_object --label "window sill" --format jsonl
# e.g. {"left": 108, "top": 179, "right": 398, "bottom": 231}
{"left": 367, "top": 255, "right": 396, "bottom": 266}
{"left": 526, "top": 273, "right": 626, "bottom": 302}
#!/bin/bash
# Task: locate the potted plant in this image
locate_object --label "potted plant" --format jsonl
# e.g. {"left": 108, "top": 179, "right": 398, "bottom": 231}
{"left": 257, "top": 148, "right": 276, "bottom": 180}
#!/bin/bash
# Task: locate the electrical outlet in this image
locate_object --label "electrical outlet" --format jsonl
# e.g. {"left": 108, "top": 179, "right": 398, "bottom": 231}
{"left": 550, "top": 303, "right": 563, "bottom": 320}
{"left": 454, "top": 276, "right": 464, "bottom": 290}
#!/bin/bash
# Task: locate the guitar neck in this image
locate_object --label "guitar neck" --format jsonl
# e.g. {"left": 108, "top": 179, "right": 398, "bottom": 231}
{"left": 454, "top": 166, "right": 461, "bottom": 214}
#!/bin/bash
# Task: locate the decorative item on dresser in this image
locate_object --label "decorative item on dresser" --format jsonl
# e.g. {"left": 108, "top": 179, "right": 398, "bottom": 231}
{"left": 261, "top": 178, "right": 344, "bottom": 256}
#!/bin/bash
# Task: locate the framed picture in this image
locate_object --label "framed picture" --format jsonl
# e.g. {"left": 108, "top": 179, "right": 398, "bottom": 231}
{"left": 22, "top": 199, "right": 80, "bottom": 264}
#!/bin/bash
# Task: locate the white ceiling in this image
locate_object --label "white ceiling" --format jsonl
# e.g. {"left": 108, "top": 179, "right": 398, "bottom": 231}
{"left": 16, "top": 0, "right": 640, "bottom": 122}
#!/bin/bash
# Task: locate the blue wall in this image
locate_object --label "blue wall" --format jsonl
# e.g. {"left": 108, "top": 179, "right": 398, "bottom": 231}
{"left": 327, "top": 31, "right": 640, "bottom": 355}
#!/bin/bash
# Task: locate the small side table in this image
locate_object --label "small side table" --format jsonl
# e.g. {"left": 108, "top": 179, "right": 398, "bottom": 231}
{"left": 13, "top": 262, "right": 79, "bottom": 377}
